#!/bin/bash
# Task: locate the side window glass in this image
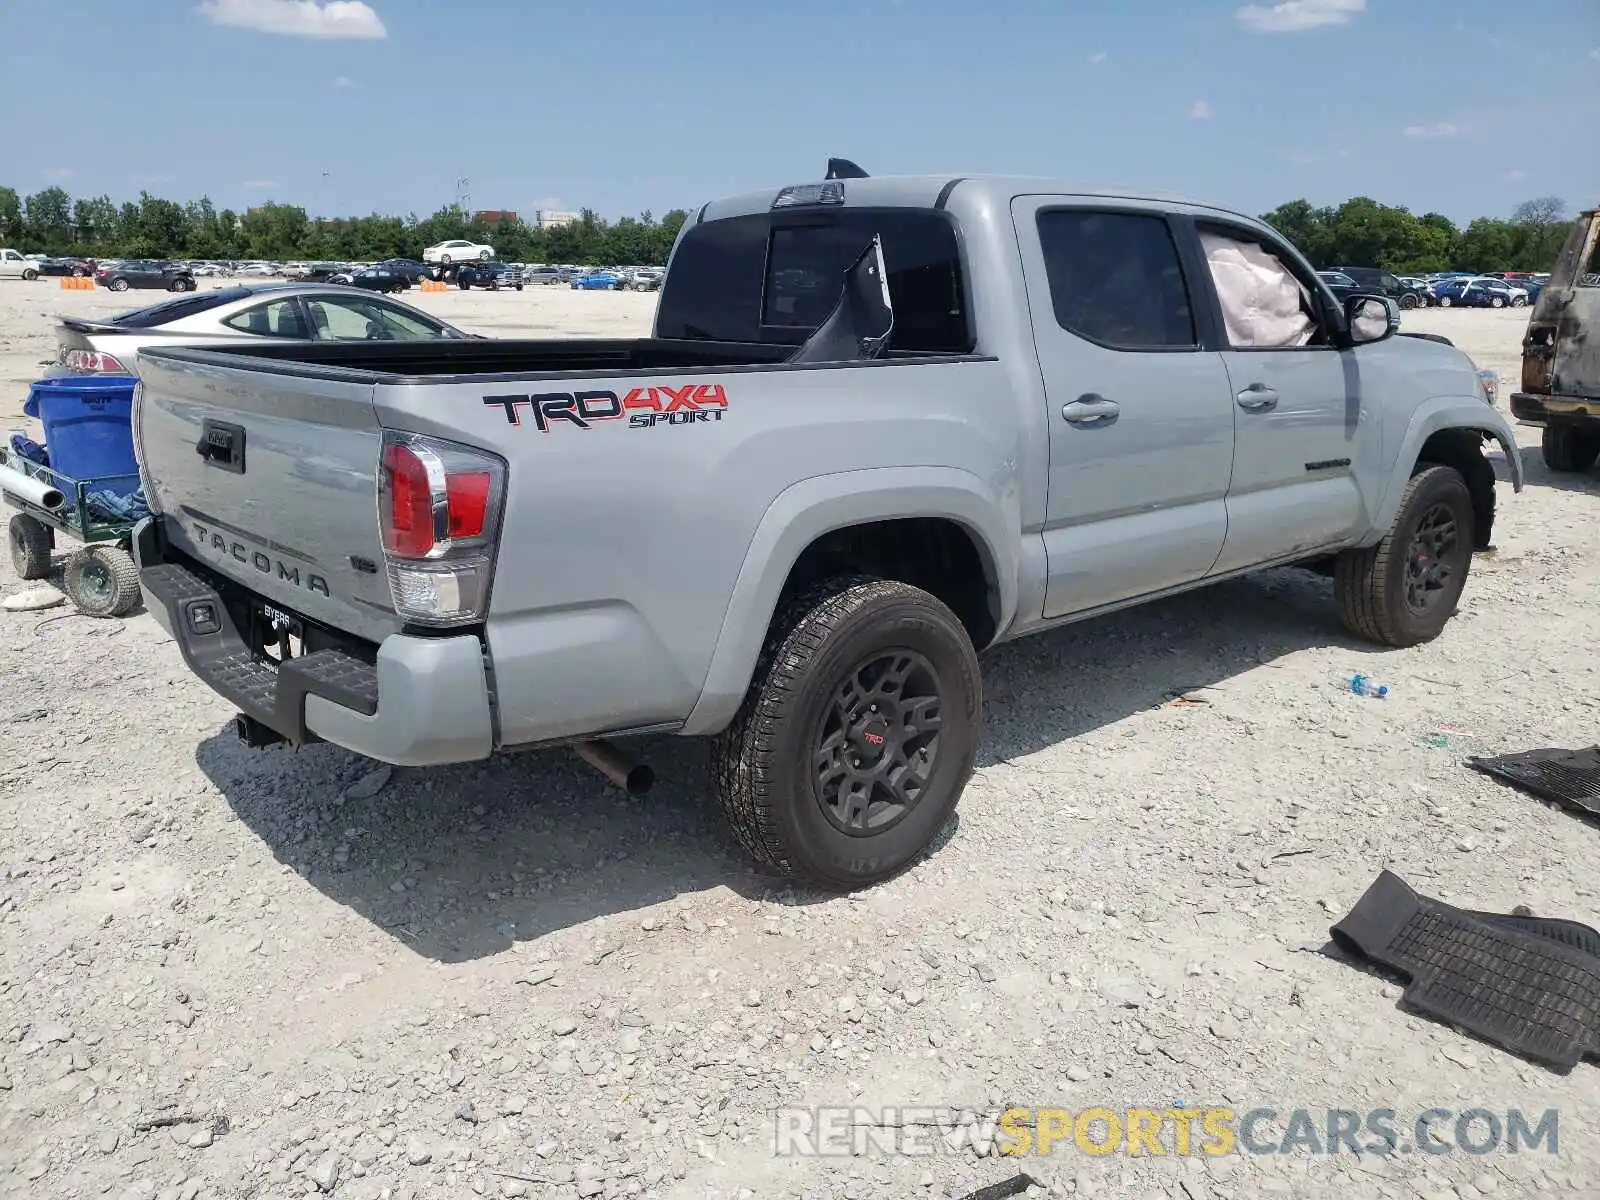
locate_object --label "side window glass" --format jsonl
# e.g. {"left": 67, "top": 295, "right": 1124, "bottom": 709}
{"left": 305, "top": 296, "right": 443, "bottom": 341}
{"left": 223, "top": 299, "right": 308, "bottom": 338}
{"left": 1035, "top": 211, "right": 1196, "bottom": 349}
{"left": 1198, "top": 227, "right": 1318, "bottom": 349}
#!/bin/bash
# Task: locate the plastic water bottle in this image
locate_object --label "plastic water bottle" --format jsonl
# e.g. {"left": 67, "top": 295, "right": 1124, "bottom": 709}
{"left": 1348, "top": 673, "right": 1389, "bottom": 699}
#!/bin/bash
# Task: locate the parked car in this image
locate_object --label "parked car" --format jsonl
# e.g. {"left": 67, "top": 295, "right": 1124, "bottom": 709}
{"left": 423, "top": 239, "right": 494, "bottom": 265}
{"left": 1432, "top": 277, "right": 1524, "bottom": 309}
{"left": 376, "top": 258, "right": 432, "bottom": 285}
{"left": 1513, "top": 205, "right": 1600, "bottom": 473}
{"left": 571, "top": 270, "right": 619, "bottom": 290}
{"left": 128, "top": 168, "right": 1522, "bottom": 890}
{"left": 1328, "top": 266, "right": 1430, "bottom": 310}
{"left": 522, "top": 266, "right": 564, "bottom": 286}
{"left": 456, "top": 261, "right": 524, "bottom": 291}
{"left": 96, "top": 260, "right": 197, "bottom": 292}
{"left": 37, "top": 256, "right": 94, "bottom": 278}
{"left": 0, "top": 248, "right": 40, "bottom": 280}
{"left": 296, "top": 265, "right": 355, "bottom": 285}
{"left": 1316, "top": 271, "right": 1362, "bottom": 302}
{"left": 51, "top": 282, "right": 472, "bottom": 376}
{"left": 629, "top": 267, "right": 665, "bottom": 292}
{"left": 345, "top": 267, "right": 411, "bottom": 294}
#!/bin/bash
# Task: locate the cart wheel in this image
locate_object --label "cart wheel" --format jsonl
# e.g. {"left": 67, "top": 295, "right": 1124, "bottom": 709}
{"left": 63, "top": 546, "right": 142, "bottom": 618}
{"left": 9, "top": 514, "right": 55, "bottom": 580}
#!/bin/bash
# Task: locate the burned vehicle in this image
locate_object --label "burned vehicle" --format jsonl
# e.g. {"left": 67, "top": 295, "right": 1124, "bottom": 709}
{"left": 1513, "top": 206, "right": 1600, "bottom": 472}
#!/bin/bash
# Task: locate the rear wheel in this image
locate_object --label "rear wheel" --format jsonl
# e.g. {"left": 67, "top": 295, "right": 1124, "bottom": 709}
{"left": 1334, "top": 465, "right": 1474, "bottom": 647}
{"left": 1541, "top": 425, "right": 1600, "bottom": 473}
{"left": 1437, "top": 294, "right": 1452, "bottom": 307}
{"left": 1490, "top": 295, "right": 1505, "bottom": 309}
{"left": 1399, "top": 293, "right": 1418, "bottom": 310}
{"left": 63, "top": 546, "right": 141, "bottom": 618}
{"left": 9, "top": 514, "right": 54, "bottom": 580}
{"left": 110, "top": 278, "right": 129, "bottom": 292}
{"left": 1511, "top": 295, "right": 1528, "bottom": 307}
{"left": 712, "top": 577, "right": 982, "bottom": 890}
{"left": 479, "top": 250, "right": 491, "bottom": 261}
{"left": 22, "top": 268, "right": 38, "bottom": 281}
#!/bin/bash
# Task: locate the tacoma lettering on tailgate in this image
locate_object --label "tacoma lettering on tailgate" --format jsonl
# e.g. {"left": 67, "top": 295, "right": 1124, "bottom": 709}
{"left": 484, "top": 384, "right": 728, "bottom": 433}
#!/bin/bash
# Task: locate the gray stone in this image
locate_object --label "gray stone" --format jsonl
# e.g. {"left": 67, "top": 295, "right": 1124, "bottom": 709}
{"left": 344, "top": 766, "right": 393, "bottom": 801}
{"left": 406, "top": 1140, "right": 432, "bottom": 1165}
{"left": 311, "top": 1152, "right": 340, "bottom": 1191}
{"left": 551, "top": 1017, "right": 579, "bottom": 1036}
{"left": 1097, "top": 978, "right": 1146, "bottom": 1008}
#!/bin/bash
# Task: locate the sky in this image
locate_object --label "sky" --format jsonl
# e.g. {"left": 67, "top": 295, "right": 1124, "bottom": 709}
{"left": 2, "top": 0, "right": 1597, "bottom": 226}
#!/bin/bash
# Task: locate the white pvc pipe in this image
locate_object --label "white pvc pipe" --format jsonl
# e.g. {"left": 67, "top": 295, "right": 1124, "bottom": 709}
{"left": 0, "top": 459, "right": 65, "bottom": 511}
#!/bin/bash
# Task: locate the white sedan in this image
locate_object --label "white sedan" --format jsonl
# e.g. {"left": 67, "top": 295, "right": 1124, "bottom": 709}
{"left": 423, "top": 239, "right": 494, "bottom": 265}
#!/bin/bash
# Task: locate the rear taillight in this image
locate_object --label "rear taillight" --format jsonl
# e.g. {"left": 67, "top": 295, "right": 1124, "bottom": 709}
{"left": 62, "top": 349, "right": 128, "bottom": 373}
{"left": 378, "top": 432, "right": 506, "bottom": 626}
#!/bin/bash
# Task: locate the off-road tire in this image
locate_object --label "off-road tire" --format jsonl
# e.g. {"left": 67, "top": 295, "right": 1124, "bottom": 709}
{"left": 63, "top": 546, "right": 142, "bottom": 618}
{"left": 711, "top": 576, "right": 982, "bottom": 890}
{"left": 1334, "top": 465, "right": 1474, "bottom": 647}
{"left": 9, "top": 514, "right": 53, "bottom": 580}
{"left": 1541, "top": 425, "right": 1600, "bottom": 473}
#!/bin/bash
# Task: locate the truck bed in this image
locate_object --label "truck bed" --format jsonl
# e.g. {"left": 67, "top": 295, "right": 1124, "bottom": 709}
{"left": 137, "top": 337, "right": 800, "bottom": 381}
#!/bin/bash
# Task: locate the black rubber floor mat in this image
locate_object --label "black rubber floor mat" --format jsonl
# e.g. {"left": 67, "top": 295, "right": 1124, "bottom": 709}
{"left": 1468, "top": 745, "right": 1600, "bottom": 818}
{"left": 1330, "top": 870, "right": 1600, "bottom": 1071}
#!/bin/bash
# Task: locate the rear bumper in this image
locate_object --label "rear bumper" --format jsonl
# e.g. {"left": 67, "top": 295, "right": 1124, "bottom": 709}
{"left": 1511, "top": 392, "right": 1600, "bottom": 426}
{"left": 134, "top": 518, "right": 493, "bottom": 766}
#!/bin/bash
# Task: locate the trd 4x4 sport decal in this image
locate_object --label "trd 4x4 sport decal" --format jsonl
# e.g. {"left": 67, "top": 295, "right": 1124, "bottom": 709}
{"left": 484, "top": 384, "right": 729, "bottom": 433}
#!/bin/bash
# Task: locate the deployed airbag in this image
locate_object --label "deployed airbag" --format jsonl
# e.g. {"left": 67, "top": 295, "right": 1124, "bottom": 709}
{"left": 1200, "top": 231, "right": 1314, "bottom": 349}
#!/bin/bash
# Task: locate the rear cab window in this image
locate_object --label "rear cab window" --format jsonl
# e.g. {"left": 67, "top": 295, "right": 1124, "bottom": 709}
{"left": 656, "top": 209, "right": 973, "bottom": 353}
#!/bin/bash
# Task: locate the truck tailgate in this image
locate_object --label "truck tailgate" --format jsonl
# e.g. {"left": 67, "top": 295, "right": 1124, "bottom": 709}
{"left": 135, "top": 352, "right": 402, "bottom": 644}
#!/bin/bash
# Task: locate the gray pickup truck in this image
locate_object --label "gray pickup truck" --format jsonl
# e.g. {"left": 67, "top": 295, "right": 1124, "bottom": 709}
{"left": 129, "top": 169, "right": 1523, "bottom": 889}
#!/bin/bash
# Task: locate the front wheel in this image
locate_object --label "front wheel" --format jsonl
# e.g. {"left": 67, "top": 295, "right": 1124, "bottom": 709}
{"left": 439, "top": 255, "right": 452, "bottom": 265}
{"left": 63, "top": 546, "right": 142, "bottom": 618}
{"left": 1511, "top": 296, "right": 1528, "bottom": 307}
{"left": 1541, "top": 425, "right": 1600, "bottom": 473}
{"left": 1437, "top": 294, "right": 1452, "bottom": 307}
{"left": 1334, "top": 465, "right": 1474, "bottom": 648}
{"left": 22, "top": 268, "right": 38, "bottom": 281}
{"left": 712, "top": 577, "right": 982, "bottom": 890}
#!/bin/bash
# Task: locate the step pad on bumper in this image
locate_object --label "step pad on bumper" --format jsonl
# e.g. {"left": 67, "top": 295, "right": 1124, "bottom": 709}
{"left": 141, "top": 561, "right": 377, "bottom": 745}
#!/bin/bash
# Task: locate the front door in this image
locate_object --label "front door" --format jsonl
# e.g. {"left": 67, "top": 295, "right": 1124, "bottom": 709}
{"left": 1187, "top": 220, "right": 1377, "bottom": 574}
{"left": 1013, "top": 199, "right": 1237, "bottom": 619}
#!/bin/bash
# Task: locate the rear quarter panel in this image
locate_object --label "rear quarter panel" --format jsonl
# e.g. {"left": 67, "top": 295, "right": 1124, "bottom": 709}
{"left": 370, "top": 358, "right": 1019, "bottom": 745}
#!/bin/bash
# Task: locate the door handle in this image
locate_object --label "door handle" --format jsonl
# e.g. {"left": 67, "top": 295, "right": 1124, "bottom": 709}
{"left": 1062, "top": 395, "right": 1121, "bottom": 426}
{"left": 1236, "top": 384, "right": 1279, "bottom": 411}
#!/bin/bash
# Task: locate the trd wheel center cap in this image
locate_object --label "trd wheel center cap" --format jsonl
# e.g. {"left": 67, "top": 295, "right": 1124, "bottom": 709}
{"left": 849, "top": 715, "right": 893, "bottom": 765}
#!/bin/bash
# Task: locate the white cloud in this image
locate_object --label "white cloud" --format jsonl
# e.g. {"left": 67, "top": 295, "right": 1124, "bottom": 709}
{"left": 1590, "top": 47, "right": 1600, "bottom": 60}
{"left": 334, "top": 75, "right": 357, "bottom": 88}
{"left": 1189, "top": 99, "right": 1215, "bottom": 120}
{"left": 1235, "top": 0, "right": 1364, "bottom": 33}
{"left": 198, "top": 0, "right": 386, "bottom": 39}
{"left": 1404, "top": 121, "right": 1467, "bottom": 138}
{"left": 242, "top": 180, "right": 279, "bottom": 189}
{"left": 1087, "top": 51, "right": 1107, "bottom": 65}
{"left": 1506, "top": 168, "right": 1527, "bottom": 182}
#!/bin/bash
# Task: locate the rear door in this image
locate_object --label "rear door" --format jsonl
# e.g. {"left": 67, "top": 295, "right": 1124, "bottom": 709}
{"left": 1186, "top": 218, "right": 1375, "bottom": 573}
{"left": 1012, "top": 199, "right": 1237, "bottom": 618}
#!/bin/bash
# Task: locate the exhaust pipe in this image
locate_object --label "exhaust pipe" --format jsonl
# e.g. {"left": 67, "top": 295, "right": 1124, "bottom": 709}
{"left": 573, "top": 739, "right": 654, "bottom": 796}
{"left": 0, "top": 459, "right": 65, "bottom": 511}
{"left": 235, "top": 713, "right": 286, "bottom": 749}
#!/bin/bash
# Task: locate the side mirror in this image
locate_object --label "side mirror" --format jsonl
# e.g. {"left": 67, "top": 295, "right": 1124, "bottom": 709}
{"left": 1345, "top": 294, "right": 1399, "bottom": 346}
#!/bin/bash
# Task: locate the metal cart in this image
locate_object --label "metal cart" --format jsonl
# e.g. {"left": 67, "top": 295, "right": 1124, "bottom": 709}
{"left": 0, "top": 447, "right": 143, "bottom": 617}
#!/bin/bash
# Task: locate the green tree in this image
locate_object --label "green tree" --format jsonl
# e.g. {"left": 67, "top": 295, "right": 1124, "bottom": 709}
{"left": 239, "top": 202, "right": 309, "bottom": 259}
{"left": 23, "top": 186, "right": 73, "bottom": 250}
{"left": 0, "top": 186, "right": 22, "bottom": 245}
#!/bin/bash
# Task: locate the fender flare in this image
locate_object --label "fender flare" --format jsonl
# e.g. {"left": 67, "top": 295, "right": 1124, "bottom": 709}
{"left": 1370, "top": 396, "right": 1525, "bottom": 537}
{"left": 679, "top": 466, "right": 1019, "bottom": 736}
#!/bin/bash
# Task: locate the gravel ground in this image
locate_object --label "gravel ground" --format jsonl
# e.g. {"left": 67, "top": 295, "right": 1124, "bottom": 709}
{"left": 1, "top": 286, "right": 1598, "bottom": 1200}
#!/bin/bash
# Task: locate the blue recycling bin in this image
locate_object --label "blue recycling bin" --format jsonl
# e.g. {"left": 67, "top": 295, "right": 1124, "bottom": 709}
{"left": 23, "top": 375, "right": 141, "bottom": 499}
